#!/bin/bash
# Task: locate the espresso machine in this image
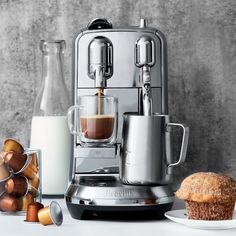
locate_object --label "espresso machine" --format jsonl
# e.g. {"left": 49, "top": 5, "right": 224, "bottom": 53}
{"left": 66, "top": 18, "right": 189, "bottom": 220}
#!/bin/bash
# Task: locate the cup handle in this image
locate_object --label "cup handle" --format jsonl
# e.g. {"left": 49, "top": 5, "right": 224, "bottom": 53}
{"left": 166, "top": 123, "right": 189, "bottom": 168}
{"left": 67, "top": 105, "right": 81, "bottom": 135}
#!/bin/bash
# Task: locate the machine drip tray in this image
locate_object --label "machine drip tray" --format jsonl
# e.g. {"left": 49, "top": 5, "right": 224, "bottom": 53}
{"left": 66, "top": 175, "right": 175, "bottom": 220}
{"left": 66, "top": 201, "right": 173, "bottom": 220}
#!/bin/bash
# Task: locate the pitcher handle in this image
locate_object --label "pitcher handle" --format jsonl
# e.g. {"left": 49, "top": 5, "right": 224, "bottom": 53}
{"left": 167, "top": 123, "right": 189, "bottom": 168}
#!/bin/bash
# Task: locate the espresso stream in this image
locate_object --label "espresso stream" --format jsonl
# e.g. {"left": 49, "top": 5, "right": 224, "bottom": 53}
{"left": 98, "top": 87, "right": 102, "bottom": 115}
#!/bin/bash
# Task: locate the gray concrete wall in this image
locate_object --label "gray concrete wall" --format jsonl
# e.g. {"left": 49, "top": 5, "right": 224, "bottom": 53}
{"left": 0, "top": 0, "right": 235, "bottom": 187}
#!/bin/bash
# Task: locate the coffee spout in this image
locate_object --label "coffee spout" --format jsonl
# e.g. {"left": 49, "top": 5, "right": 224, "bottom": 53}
{"left": 94, "top": 65, "right": 106, "bottom": 88}
{"left": 88, "top": 36, "right": 113, "bottom": 88}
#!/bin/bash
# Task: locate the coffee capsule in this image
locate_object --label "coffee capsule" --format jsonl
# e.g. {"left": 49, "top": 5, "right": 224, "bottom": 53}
{"left": 28, "top": 185, "right": 39, "bottom": 198}
{"left": 3, "top": 139, "right": 24, "bottom": 153}
{"left": 30, "top": 152, "right": 39, "bottom": 169}
{"left": 5, "top": 175, "right": 28, "bottom": 198}
{"left": 22, "top": 163, "right": 37, "bottom": 180}
{"left": 0, "top": 194, "right": 20, "bottom": 212}
{"left": 38, "top": 201, "right": 63, "bottom": 226}
{"left": 0, "top": 151, "right": 7, "bottom": 160}
{"left": 21, "top": 154, "right": 38, "bottom": 180}
{"left": 7, "top": 153, "right": 37, "bottom": 179}
{"left": 20, "top": 193, "right": 34, "bottom": 212}
{"left": 0, "top": 169, "right": 11, "bottom": 198}
{"left": 0, "top": 183, "right": 5, "bottom": 197}
{"left": 29, "top": 176, "right": 40, "bottom": 189}
{"left": 0, "top": 158, "right": 11, "bottom": 181}
{"left": 0, "top": 178, "right": 10, "bottom": 197}
{"left": 25, "top": 202, "right": 44, "bottom": 222}
{"left": 4, "top": 152, "right": 27, "bottom": 173}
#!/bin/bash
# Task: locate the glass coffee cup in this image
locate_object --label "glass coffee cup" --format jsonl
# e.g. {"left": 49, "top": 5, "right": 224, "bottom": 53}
{"left": 67, "top": 95, "right": 118, "bottom": 145}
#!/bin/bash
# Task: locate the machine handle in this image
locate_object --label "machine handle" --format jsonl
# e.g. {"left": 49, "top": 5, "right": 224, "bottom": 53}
{"left": 67, "top": 105, "right": 82, "bottom": 136}
{"left": 166, "top": 123, "right": 189, "bottom": 168}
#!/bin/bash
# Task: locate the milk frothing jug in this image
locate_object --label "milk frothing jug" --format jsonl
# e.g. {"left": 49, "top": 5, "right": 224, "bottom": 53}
{"left": 120, "top": 113, "right": 189, "bottom": 185}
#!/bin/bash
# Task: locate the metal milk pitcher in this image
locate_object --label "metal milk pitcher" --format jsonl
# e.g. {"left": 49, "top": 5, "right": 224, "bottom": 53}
{"left": 120, "top": 113, "right": 189, "bottom": 185}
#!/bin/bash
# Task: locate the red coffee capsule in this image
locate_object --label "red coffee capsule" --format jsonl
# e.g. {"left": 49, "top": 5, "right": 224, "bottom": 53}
{"left": 5, "top": 175, "right": 28, "bottom": 197}
{"left": 25, "top": 202, "right": 44, "bottom": 222}
{"left": 4, "top": 152, "right": 27, "bottom": 173}
{"left": 0, "top": 194, "right": 20, "bottom": 212}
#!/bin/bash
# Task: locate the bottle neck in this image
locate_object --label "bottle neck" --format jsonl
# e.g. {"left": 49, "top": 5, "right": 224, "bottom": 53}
{"left": 42, "top": 51, "right": 65, "bottom": 85}
{"left": 33, "top": 43, "right": 70, "bottom": 116}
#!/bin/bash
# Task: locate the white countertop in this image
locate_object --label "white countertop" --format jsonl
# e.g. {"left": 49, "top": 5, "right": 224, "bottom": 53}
{"left": 1, "top": 198, "right": 236, "bottom": 236}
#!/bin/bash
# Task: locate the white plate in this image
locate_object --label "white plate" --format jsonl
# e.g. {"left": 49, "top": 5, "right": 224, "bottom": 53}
{"left": 165, "top": 209, "right": 236, "bottom": 230}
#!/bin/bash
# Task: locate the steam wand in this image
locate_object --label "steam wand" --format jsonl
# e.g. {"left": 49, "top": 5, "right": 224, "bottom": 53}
{"left": 135, "top": 36, "right": 155, "bottom": 116}
{"left": 141, "top": 65, "right": 152, "bottom": 116}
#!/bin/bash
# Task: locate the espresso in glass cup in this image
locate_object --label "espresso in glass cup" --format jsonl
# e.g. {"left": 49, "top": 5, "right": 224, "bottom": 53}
{"left": 67, "top": 95, "right": 118, "bottom": 145}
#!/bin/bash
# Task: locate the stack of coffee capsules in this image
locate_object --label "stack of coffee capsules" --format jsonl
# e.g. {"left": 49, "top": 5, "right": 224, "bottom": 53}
{"left": 0, "top": 139, "right": 40, "bottom": 212}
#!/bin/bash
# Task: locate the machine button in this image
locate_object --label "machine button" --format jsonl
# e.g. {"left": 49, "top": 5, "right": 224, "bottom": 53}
{"left": 139, "top": 18, "right": 147, "bottom": 28}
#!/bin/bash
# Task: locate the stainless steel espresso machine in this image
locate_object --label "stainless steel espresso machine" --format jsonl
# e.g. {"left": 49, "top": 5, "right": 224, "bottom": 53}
{"left": 66, "top": 18, "right": 189, "bottom": 220}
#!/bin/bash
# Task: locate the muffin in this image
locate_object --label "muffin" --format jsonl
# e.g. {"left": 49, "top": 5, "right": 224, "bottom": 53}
{"left": 176, "top": 172, "right": 236, "bottom": 220}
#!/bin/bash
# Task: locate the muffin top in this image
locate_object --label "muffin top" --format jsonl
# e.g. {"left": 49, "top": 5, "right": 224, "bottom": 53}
{"left": 176, "top": 172, "right": 236, "bottom": 203}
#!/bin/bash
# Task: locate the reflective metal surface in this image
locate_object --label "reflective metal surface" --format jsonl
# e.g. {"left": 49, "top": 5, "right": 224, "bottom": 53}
{"left": 74, "top": 19, "right": 168, "bottom": 172}
{"left": 135, "top": 36, "right": 155, "bottom": 116}
{"left": 74, "top": 146, "right": 117, "bottom": 173}
{"left": 120, "top": 113, "right": 189, "bottom": 185}
{"left": 66, "top": 175, "right": 174, "bottom": 206}
{"left": 67, "top": 19, "right": 181, "bottom": 217}
{"left": 74, "top": 20, "right": 167, "bottom": 91}
{"left": 135, "top": 35, "right": 155, "bottom": 67}
{"left": 88, "top": 36, "right": 113, "bottom": 88}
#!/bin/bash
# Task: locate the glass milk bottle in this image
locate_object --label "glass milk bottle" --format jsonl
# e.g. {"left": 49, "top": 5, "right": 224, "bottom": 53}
{"left": 30, "top": 40, "right": 71, "bottom": 197}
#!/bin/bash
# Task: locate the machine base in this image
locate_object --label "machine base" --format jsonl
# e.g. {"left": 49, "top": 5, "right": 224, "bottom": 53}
{"left": 66, "top": 176, "right": 174, "bottom": 220}
{"left": 66, "top": 202, "right": 173, "bottom": 220}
